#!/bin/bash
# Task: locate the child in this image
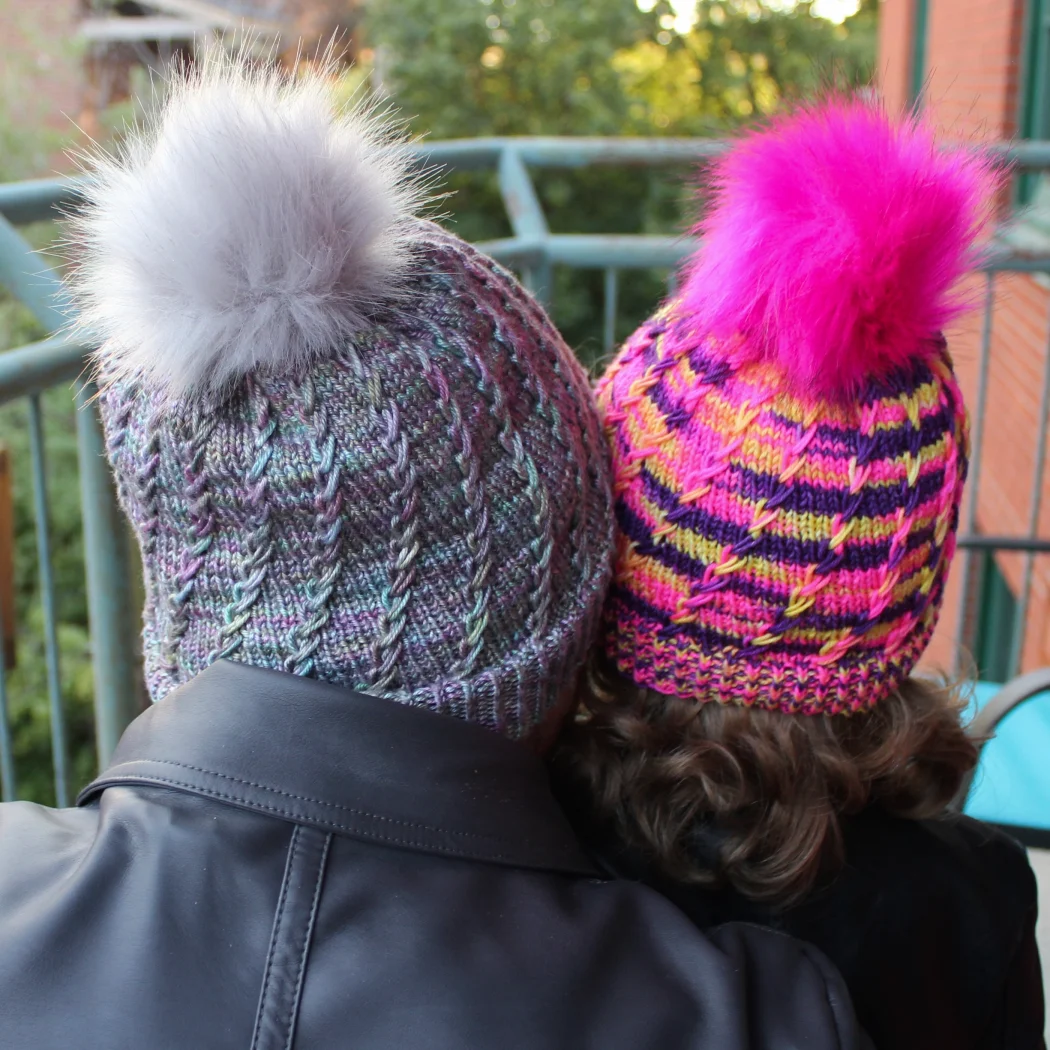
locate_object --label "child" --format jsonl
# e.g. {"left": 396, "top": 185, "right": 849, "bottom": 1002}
{"left": 554, "top": 99, "right": 1046, "bottom": 1050}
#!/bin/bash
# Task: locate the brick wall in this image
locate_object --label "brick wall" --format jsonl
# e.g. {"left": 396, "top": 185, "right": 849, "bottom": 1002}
{"left": 925, "top": 0, "right": 1025, "bottom": 138}
{"left": 878, "top": 0, "right": 1050, "bottom": 677}
{"left": 877, "top": 0, "right": 913, "bottom": 114}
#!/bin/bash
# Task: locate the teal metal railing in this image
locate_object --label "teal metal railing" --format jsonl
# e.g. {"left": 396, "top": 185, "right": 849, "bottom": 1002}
{"left": 4, "top": 135, "right": 1050, "bottom": 806}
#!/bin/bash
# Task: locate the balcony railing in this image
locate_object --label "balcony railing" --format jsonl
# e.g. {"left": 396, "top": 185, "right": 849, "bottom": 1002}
{"left": 4, "top": 136, "right": 1050, "bottom": 814}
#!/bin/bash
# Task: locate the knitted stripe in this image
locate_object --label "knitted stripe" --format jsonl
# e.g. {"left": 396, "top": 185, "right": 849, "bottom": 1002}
{"left": 133, "top": 408, "right": 164, "bottom": 562}
{"left": 462, "top": 252, "right": 590, "bottom": 582}
{"left": 619, "top": 473, "right": 946, "bottom": 573}
{"left": 208, "top": 381, "right": 277, "bottom": 664}
{"left": 600, "top": 300, "right": 967, "bottom": 715}
{"left": 497, "top": 270, "right": 610, "bottom": 665}
{"left": 126, "top": 404, "right": 166, "bottom": 697}
{"left": 451, "top": 283, "right": 559, "bottom": 643}
{"left": 604, "top": 599, "right": 937, "bottom": 716}
{"left": 101, "top": 388, "right": 134, "bottom": 508}
{"left": 419, "top": 311, "right": 555, "bottom": 643}
{"left": 458, "top": 245, "right": 614, "bottom": 702}
{"left": 369, "top": 390, "right": 421, "bottom": 693}
{"left": 611, "top": 579, "right": 931, "bottom": 653}
{"left": 283, "top": 373, "right": 345, "bottom": 678}
{"left": 411, "top": 346, "right": 493, "bottom": 677}
{"left": 161, "top": 407, "right": 218, "bottom": 680}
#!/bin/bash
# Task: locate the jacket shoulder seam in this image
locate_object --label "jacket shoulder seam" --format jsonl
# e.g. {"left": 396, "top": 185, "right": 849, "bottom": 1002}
{"left": 91, "top": 758, "right": 509, "bottom": 845}
{"left": 91, "top": 771, "right": 517, "bottom": 862}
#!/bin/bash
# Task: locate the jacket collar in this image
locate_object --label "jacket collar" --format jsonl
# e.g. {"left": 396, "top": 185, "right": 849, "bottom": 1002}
{"left": 79, "top": 660, "right": 598, "bottom": 878}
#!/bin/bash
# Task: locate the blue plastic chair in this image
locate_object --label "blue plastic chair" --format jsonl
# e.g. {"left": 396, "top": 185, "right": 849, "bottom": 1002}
{"left": 956, "top": 669, "right": 1050, "bottom": 842}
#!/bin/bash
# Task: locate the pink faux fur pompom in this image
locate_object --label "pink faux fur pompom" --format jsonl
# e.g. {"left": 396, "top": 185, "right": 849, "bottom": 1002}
{"left": 680, "top": 99, "right": 1000, "bottom": 401}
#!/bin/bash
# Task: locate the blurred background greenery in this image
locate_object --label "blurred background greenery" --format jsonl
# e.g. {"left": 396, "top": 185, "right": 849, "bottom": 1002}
{"left": 0, "top": 0, "right": 876, "bottom": 801}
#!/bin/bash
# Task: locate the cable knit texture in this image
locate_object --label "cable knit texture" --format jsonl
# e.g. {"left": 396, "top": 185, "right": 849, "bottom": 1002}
{"left": 597, "top": 314, "right": 967, "bottom": 715}
{"left": 596, "top": 100, "right": 990, "bottom": 716}
{"left": 98, "top": 226, "right": 613, "bottom": 739}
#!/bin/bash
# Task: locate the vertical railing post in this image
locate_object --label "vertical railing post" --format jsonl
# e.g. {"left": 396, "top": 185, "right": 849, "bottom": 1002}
{"left": 0, "top": 443, "right": 14, "bottom": 669}
{"left": 908, "top": 0, "right": 930, "bottom": 107}
{"left": 0, "top": 445, "right": 15, "bottom": 801}
{"left": 0, "top": 597, "right": 14, "bottom": 802}
{"left": 603, "top": 268, "right": 619, "bottom": 356}
{"left": 28, "top": 395, "right": 70, "bottom": 805}
{"left": 953, "top": 273, "right": 995, "bottom": 676}
{"left": 498, "top": 147, "right": 552, "bottom": 306}
{"left": 1, "top": 210, "right": 141, "bottom": 769}
{"left": 76, "top": 382, "right": 139, "bottom": 767}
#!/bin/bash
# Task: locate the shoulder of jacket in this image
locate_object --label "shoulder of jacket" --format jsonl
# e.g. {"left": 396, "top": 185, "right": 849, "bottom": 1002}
{"left": 930, "top": 815, "right": 1034, "bottom": 879}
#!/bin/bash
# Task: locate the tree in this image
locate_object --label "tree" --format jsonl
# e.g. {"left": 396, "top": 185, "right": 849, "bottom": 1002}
{"left": 362, "top": 0, "right": 877, "bottom": 359}
{"left": 1, "top": 38, "right": 98, "bottom": 804}
{"left": 616, "top": 0, "right": 877, "bottom": 132}
{"left": 368, "top": 0, "right": 667, "bottom": 138}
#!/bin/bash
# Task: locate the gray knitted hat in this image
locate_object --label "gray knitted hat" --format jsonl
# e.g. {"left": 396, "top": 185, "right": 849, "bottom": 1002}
{"left": 68, "top": 56, "right": 613, "bottom": 739}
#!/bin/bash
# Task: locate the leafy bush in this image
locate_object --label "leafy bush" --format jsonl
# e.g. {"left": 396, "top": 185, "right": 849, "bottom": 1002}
{"left": 365, "top": 0, "right": 876, "bottom": 361}
{"left": 1, "top": 40, "right": 96, "bottom": 800}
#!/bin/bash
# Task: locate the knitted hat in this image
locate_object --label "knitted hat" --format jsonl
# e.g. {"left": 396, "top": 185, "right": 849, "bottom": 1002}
{"left": 68, "top": 55, "right": 612, "bottom": 739}
{"left": 598, "top": 100, "right": 997, "bottom": 716}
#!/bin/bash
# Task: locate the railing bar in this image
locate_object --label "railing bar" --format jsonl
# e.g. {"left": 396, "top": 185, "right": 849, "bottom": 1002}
{"left": 28, "top": 395, "right": 70, "bottom": 807}
{"left": 953, "top": 273, "right": 995, "bottom": 676}
{"left": 76, "top": 383, "right": 140, "bottom": 766}
{"left": 9, "top": 139, "right": 1050, "bottom": 196}
{"left": 15, "top": 140, "right": 1050, "bottom": 776}
{"left": 957, "top": 535, "right": 1050, "bottom": 551}
{"left": 496, "top": 148, "right": 552, "bottom": 306}
{"left": 0, "top": 212, "right": 70, "bottom": 333}
{"left": 603, "top": 268, "right": 619, "bottom": 354}
{"left": 0, "top": 596, "right": 15, "bottom": 801}
{"left": 1007, "top": 311, "right": 1050, "bottom": 677}
{"left": 0, "top": 336, "right": 90, "bottom": 409}
{"left": 981, "top": 258, "right": 1050, "bottom": 274}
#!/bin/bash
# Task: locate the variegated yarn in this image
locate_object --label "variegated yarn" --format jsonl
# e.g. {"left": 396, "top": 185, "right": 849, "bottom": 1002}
{"left": 73, "top": 57, "right": 613, "bottom": 739}
{"left": 597, "top": 100, "right": 996, "bottom": 715}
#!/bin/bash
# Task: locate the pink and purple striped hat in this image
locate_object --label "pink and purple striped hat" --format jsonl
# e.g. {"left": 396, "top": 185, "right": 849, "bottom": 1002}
{"left": 597, "top": 99, "right": 998, "bottom": 715}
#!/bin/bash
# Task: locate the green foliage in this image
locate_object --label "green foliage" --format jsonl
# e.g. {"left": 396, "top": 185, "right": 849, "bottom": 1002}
{"left": 6, "top": 612, "right": 97, "bottom": 807}
{"left": 369, "top": 0, "right": 666, "bottom": 137}
{"left": 0, "top": 308, "right": 94, "bottom": 803}
{"left": 618, "top": 0, "right": 877, "bottom": 130}
{"left": 0, "top": 1, "right": 74, "bottom": 184}
{"left": 363, "top": 0, "right": 877, "bottom": 362}
{"left": 0, "top": 36, "right": 96, "bottom": 802}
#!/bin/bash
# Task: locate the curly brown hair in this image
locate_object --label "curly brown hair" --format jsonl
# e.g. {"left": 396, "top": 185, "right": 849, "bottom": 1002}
{"left": 554, "top": 658, "right": 980, "bottom": 905}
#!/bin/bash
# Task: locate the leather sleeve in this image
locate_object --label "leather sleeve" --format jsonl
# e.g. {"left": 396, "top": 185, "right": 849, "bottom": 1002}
{"left": 707, "top": 923, "right": 874, "bottom": 1050}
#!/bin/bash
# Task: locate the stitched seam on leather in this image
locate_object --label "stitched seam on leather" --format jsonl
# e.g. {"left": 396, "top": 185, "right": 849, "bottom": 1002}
{"left": 282, "top": 833, "right": 331, "bottom": 1050}
{"left": 251, "top": 826, "right": 300, "bottom": 1050}
{"left": 99, "top": 758, "right": 508, "bottom": 845}
{"left": 94, "top": 773, "right": 516, "bottom": 861}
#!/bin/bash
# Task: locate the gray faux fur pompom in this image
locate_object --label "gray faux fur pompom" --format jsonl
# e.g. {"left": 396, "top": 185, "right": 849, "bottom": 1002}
{"left": 67, "top": 51, "right": 426, "bottom": 399}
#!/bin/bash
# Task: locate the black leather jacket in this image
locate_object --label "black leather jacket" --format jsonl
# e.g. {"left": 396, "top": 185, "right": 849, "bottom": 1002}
{"left": 0, "top": 661, "right": 868, "bottom": 1050}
